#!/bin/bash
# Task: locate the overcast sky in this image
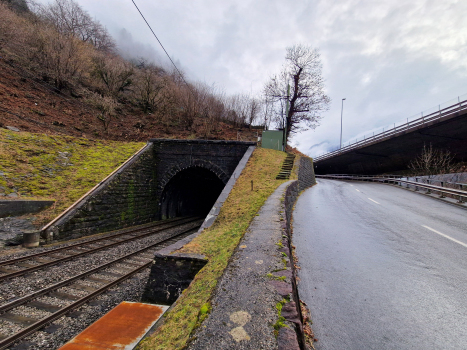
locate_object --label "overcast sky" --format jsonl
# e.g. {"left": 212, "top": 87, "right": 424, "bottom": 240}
{"left": 37, "top": 0, "right": 467, "bottom": 157}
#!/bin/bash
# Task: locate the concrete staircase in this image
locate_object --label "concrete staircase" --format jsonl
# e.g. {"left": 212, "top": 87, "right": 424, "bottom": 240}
{"left": 276, "top": 154, "right": 296, "bottom": 180}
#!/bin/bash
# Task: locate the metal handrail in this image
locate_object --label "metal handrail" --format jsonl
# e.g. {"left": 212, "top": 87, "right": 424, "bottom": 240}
{"left": 316, "top": 174, "right": 467, "bottom": 203}
{"left": 315, "top": 97, "right": 467, "bottom": 162}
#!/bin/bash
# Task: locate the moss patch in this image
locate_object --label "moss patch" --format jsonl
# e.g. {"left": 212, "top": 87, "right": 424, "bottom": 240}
{"left": 0, "top": 129, "right": 144, "bottom": 226}
{"left": 138, "top": 147, "right": 287, "bottom": 350}
{"left": 273, "top": 299, "right": 289, "bottom": 337}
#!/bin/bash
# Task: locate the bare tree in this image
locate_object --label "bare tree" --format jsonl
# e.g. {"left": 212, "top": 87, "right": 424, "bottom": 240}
{"left": 87, "top": 92, "right": 117, "bottom": 132}
{"left": 409, "top": 144, "right": 455, "bottom": 176}
{"left": 0, "top": 2, "right": 20, "bottom": 50}
{"left": 224, "top": 93, "right": 256, "bottom": 127}
{"left": 29, "top": 25, "right": 93, "bottom": 89}
{"left": 38, "top": 0, "right": 115, "bottom": 52}
{"left": 133, "top": 63, "right": 166, "bottom": 113}
{"left": 259, "top": 96, "right": 273, "bottom": 130}
{"left": 246, "top": 97, "right": 260, "bottom": 127}
{"left": 86, "top": 21, "right": 115, "bottom": 53}
{"left": 91, "top": 54, "right": 134, "bottom": 98}
{"left": 177, "top": 82, "right": 211, "bottom": 130}
{"left": 264, "top": 44, "right": 330, "bottom": 142}
{"left": 199, "top": 88, "right": 224, "bottom": 139}
{"left": 157, "top": 81, "right": 180, "bottom": 133}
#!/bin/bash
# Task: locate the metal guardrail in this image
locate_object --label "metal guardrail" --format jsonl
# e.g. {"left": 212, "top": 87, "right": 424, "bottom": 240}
{"left": 316, "top": 174, "right": 467, "bottom": 203}
{"left": 315, "top": 96, "right": 467, "bottom": 162}
{"left": 409, "top": 177, "right": 467, "bottom": 191}
{"left": 321, "top": 174, "right": 467, "bottom": 191}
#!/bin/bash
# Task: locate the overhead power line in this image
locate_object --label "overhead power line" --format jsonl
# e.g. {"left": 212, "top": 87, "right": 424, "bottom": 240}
{"left": 130, "top": 0, "right": 190, "bottom": 87}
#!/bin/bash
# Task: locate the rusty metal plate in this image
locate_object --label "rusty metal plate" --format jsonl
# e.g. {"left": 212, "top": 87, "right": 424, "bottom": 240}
{"left": 59, "top": 301, "right": 168, "bottom": 350}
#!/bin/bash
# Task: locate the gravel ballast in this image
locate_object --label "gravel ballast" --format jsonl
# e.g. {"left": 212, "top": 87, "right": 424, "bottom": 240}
{"left": 0, "top": 222, "right": 200, "bottom": 349}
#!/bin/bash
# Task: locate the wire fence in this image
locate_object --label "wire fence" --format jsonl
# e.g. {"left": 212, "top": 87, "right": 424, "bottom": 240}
{"left": 315, "top": 94, "right": 467, "bottom": 162}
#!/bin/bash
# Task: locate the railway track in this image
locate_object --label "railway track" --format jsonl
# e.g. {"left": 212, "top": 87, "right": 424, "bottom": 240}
{"left": 0, "top": 216, "right": 196, "bottom": 281}
{"left": 0, "top": 218, "right": 202, "bottom": 350}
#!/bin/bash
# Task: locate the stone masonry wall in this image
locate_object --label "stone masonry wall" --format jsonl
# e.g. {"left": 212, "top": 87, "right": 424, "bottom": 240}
{"left": 151, "top": 140, "right": 255, "bottom": 219}
{"left": 45, "top": 143, "right": 157, "bottom": 240}
{"left": 281, "top": 156, "right": 316, "bottom": 349}
{"left": 285, "top": 157, "right": 315, "bottom": 229}
{"left": 43, "top": 140, "right": 255, "bottom": 241}
{"left": 298, "top": 157, "right": 315, "bottom": 192}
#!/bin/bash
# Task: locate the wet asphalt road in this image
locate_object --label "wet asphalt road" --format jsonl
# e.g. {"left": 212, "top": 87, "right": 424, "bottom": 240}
{"left": 293, "top": 179, "right": 467, "bottom": 350}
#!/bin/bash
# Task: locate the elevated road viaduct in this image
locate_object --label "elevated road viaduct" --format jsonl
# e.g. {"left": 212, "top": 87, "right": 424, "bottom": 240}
{"left": 314, "top": 99, "right": 467, "bottom": 175}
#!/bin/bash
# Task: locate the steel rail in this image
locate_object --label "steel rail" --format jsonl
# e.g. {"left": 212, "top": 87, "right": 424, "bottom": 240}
{"left": 0, "top": 224, "right": 198, "bottom": 312}
{"left": 0, "top": 217, "right": 199, "bottom": 282}
{"left": 0, "top": 216, "right": 187, "bottom": 267}
{"left": 315, "top": 98, "right": 467, "bottom": 162}
{"left": 0, "top": 263, "right": 150, "bottom": 350}
{"left": 409, "top": 177, "right": 467, "bottom": 190}
{"left": 0, "top": 225, "right": 200, "bottom": 350}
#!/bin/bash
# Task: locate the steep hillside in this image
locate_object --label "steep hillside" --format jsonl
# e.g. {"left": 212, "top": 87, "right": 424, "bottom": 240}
{"left": 0, "top": 59, "right": 260, "bottom": 142}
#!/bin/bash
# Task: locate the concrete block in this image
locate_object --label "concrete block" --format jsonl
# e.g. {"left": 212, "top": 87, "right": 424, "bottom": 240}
{"left": 142, "top": 253, "right": 207, "bottom": 305}
{"left": 0, "top": 200, "right": 55, "bottom": 218}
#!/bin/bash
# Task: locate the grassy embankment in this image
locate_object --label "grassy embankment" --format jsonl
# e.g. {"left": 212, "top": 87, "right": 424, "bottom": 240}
{"left": 1, "top": 128, "right": 290, "bottom": 347}
{"left": 0, "top": 129, "right": 144, "bottom": 227}
{"left": 138, "top": 147, "right": 288, "bottom": 350}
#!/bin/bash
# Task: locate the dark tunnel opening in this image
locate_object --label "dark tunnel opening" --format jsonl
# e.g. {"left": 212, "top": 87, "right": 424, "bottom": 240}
{"left": 160, "top": 167, "right": 226, "bottom": 219}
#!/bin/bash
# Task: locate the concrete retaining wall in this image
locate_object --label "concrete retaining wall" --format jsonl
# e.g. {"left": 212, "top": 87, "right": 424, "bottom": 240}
{"left": 0, "top": 200, "right": 55, "bottom": 218}
{"left": 142, "top": 253, "right": 207, "bottom": 305}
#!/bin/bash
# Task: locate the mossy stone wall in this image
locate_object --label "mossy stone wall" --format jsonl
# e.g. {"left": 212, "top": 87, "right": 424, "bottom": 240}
{"left": 46, "top": 144, "right": 157, "bottom": 240}
{"left": 44, "top": 140, "right": 255, "bottom": 240}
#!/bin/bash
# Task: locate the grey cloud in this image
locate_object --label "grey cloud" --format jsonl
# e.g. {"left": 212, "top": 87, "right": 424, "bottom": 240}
{"left": 35, "top": 0, "right": 467, "bottom": 158}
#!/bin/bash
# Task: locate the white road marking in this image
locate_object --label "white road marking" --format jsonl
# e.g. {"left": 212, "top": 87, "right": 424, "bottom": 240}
{"left": 368, "top": 198, "right": 380, "bottom": 204}
{"left": 355, "top": 189, "right": 360, "bottom": 192}
{"left": 422, "top": 225, "right": 467, "bottom": 248}
{"left": 350, "top": 184, "right": 354, "bottom": 187}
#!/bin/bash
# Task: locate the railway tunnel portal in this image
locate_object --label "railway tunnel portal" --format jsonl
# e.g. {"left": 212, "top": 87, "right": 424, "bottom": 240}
{"left": 43, "top": 139, "right": 255, "bottom": 240}
{"left": 160, "top": 166, "right": 225, "bottom": 219}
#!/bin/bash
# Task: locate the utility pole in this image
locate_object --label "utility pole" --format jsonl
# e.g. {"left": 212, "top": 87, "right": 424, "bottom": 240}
{"left": 284, "top": 83, "right": 290, "bottom": 152}
{"left": 340, "top": 98, "right": 346, "bottom": 150}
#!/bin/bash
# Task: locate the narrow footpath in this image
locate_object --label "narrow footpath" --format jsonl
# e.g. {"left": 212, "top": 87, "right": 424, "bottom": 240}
{"left": 188, "top": 181, "right": 299, "bottom": 350}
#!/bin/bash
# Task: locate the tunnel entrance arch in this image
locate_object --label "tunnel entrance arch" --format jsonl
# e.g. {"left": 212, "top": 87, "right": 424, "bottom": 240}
{"left": 160, "top": 166, "right": 225, "bottom": 219}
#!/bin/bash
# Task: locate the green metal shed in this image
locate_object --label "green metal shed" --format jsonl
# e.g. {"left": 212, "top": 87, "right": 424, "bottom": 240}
{"left": 261, "top": 130, "right": 285, "bottom": 151}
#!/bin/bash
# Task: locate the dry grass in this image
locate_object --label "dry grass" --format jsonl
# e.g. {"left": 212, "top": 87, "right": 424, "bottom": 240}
{"left": 138, "top": 147, "right": 287, "bottom": 350}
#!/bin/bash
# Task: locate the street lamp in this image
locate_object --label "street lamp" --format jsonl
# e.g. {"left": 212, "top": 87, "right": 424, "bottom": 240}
{"left": 340, "top": 98, "right": 346, "bottom": 150}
